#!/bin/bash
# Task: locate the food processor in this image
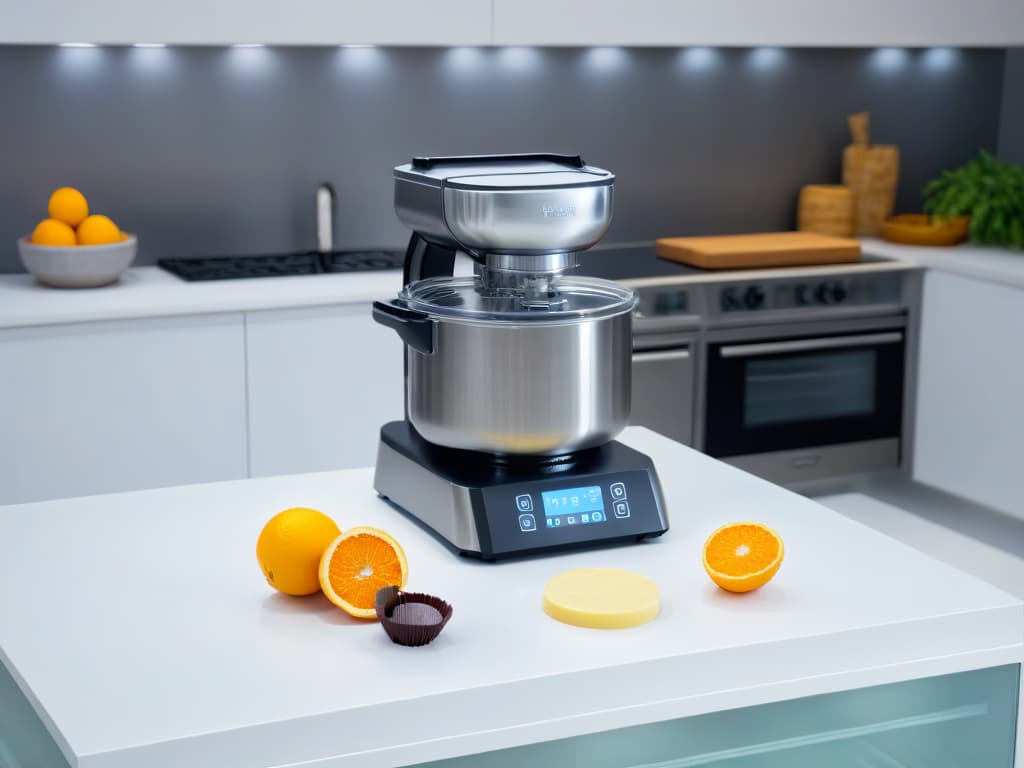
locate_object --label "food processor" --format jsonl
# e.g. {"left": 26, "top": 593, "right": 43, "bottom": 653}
{"left": 373, "top": 154, "right": 668, "bottom": 560}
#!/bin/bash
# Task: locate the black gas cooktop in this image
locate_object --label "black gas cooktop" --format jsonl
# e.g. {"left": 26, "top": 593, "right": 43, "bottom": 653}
{"left": 158, "top": 245, "right": 895, "bottom": 283}
{"left": 158, "top": 250, "right": 405, "bottom": 282}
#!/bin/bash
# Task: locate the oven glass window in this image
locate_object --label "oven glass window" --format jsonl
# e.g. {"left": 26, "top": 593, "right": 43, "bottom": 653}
{"left": 704, "top": 330, "right": 904, "bottom": 458}
{"left": 744, "top": 349, "right": 876, "bottom": 428}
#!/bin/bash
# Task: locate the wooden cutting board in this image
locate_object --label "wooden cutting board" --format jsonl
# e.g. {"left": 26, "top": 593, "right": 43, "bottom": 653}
{"left": 656, "top": 232, "right": 861, "bottom": 270}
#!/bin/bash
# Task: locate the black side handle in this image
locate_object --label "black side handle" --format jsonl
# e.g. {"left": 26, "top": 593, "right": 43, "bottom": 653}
{"left": 404, "top": 233, "right": 457, "bottom": 286}
{"left": 412, "top": 153, "right": 585, "bottom": 170}
{"left": 373, "top": 300, "right": 436, "bottom": 355}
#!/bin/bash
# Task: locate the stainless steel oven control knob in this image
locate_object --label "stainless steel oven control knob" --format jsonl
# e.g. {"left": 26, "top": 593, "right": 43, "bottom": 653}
{"left": 815, "top": 281, "right": 848, "bottom": 305}
{"left": 720, "top": 287, "right": 741, "bottom": 312}
{"left": 743, "top": 286, "right": 765, "bottom": 310}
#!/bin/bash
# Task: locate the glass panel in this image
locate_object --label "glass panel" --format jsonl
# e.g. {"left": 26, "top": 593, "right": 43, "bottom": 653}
{"left": 744, "top": 349, "right": 876, "bottom": 428}
{"left": 412, "top": 665, "right": 1019, "bottom": 768}
{"left": 0, "top": 660, "right": 72, "bottom": 768}
{"left": 3, "top": 658, "right": 1016, "bottom": 768}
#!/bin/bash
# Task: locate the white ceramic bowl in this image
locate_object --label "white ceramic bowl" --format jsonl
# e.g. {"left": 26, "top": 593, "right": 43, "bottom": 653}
{"left": 18, "top": 234, "right": 137, "bottom": 289}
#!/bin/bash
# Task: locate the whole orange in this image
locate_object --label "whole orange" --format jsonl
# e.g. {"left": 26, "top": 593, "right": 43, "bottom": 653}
{"left": 76, "top": 215, "right": 121, "bottom": 246}
{"left": 48, "top": 187, "right": 90, "bottom": 227}
{"left": 31, "top": 218, "right": 77, "bottom": 246}
{"left": 256, "top": 508, "right": 341, "bottom": 596}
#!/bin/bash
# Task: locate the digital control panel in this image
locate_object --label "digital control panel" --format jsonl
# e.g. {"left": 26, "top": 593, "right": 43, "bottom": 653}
{"left": 513, "top": 479, "right": 632, "bottom": 533}
{"left": 477, "top": 469, "right": 666, "bottom": 557}
{"left": 540, "top": 485, "right": 606, "bottom": 527}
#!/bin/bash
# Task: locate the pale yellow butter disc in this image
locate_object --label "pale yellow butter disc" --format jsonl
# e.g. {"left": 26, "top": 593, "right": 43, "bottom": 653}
{"left": 542, "top": 567, "right": 661, "bottom": 629}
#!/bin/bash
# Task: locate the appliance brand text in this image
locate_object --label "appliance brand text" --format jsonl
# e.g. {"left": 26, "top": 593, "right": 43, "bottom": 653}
{"left": 542, "top": 205, "right": 576, "bottom": 218}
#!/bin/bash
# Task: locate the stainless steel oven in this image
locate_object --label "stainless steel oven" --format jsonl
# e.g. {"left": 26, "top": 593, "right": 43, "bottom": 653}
{"left": 626, "top": 256, "right": 922, "bottom": 485}
{"left": 702, "top": 316, "right": 907, "bottom": 483}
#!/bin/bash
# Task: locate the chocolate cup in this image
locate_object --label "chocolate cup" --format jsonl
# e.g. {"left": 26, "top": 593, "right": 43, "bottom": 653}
{"left": 375, "top": 587, "right": 453, "bottom": 647}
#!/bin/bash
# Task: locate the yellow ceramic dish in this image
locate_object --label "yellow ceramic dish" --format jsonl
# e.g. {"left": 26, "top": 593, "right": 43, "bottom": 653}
{"left": 881, "top": 214, "right": 970, "bottom": 247}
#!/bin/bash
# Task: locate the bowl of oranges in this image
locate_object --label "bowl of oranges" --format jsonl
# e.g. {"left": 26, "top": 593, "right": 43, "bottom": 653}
{"left": 19, "top": 187, "right": 136, "bottom": 288}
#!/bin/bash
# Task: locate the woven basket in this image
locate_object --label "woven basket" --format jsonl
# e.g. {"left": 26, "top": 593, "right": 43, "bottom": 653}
{"left": 842, "top": 112, "right": 899, "bottom": 236}
{"left": 798, "top": 185, "right": 855, "bottom": 237}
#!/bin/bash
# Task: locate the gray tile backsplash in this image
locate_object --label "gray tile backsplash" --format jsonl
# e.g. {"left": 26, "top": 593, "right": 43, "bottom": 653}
{"left": 0, "top": 46, "right": 1006, "bottom": 274}
{"left": 998, "top": 48, "right": 1024, "bottom": 165}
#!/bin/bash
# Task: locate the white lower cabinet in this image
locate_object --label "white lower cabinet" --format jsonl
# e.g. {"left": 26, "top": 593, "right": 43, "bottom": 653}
{"left": 0, "top": 314, "right": 248, "bottom": 505}
{"left": 245, "top": 304, "right": 404, "bottom": 477}
{"left": 913, "top": 271, "right": 1024, "bottom": 519}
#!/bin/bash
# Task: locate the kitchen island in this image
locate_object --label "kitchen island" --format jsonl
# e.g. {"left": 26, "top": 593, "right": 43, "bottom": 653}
{"left": 0, "top": 428, "right": 1021, "bottom": 767}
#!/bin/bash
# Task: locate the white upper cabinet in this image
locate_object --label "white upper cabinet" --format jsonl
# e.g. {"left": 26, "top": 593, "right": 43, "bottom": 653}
{"left": 493, "top": 0, "right": 1024, "bottom": 47}
{"left": 5, "top": 0, "right": 1021, "bottom": 46}
{"left": 2, "top": 0, "right": 491, "bottom": 46}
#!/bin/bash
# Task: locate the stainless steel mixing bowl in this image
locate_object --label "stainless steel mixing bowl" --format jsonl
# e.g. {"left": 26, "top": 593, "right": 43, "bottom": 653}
{"left": 374, "top": 275, "right": 637, "bottom": 456}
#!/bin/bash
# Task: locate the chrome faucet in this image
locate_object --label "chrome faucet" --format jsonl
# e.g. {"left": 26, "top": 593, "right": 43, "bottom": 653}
{"left": 316, "top": 182, "right": 335, "bottom": 254}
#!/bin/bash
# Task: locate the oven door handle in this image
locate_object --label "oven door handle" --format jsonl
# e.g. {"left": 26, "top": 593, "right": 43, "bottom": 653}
{"left": 632, "top": 348, "right": 691, "bottom": 363}
{"left": 719, "top": 332, "right": 903, "bottom": 358}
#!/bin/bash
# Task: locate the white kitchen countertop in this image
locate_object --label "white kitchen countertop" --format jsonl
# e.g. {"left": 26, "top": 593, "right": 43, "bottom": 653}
{"left": 0, "top": 428, "right": 1020, "bottom": 768}
{"left": 1, "top": 238, "right": 1021, "bottom": 330}
{"left": 0, "top": 265, "right": 403, "bottom": 329}
{"left": 862, "top": 237, "right": 1024, "bottom": 290}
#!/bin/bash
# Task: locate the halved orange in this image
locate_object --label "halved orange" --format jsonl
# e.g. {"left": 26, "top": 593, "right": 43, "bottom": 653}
{"left": 319, "top": 526, "right": 409, "bottom": 618}
{"left": 702, "top": 521, "right": 784, "bottom": 593}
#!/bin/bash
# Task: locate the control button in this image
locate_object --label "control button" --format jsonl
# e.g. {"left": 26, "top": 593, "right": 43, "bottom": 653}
{"left": 519, "top": 514, "right": 536, "bottom": 532}
{"left": 795, "top": 283, "right": 811, "bottom": 306}
{"left": 720, "top": 287, "right": 741, "bottom": 312}
{"left": 515, "top": 494, "right": 533, "bottom": 512}
{"left": 581, "top": 514, "right": 590, "bottom": 523}
{"left": 814, "top": 281, "right": 848, "bottom": 305}
{"left": 743, "top": 285, "right": 765, "bottom": 310}
{"left": 567, "top": 516, "right": 577, "bottom": 525}
{"left": 613, "top": 501, "right": 630, "bottom": 518}
{"left": 610, "top": 482, "right": 627, "bottom": 500}
{"left": 546, "top": 518, "right": 554, "bottom": 528}
{"left": 553, "top": 518, "right": 561, "bottom": 527}
{"left": 591, "top": 511, "right": 604, "bottom": 522}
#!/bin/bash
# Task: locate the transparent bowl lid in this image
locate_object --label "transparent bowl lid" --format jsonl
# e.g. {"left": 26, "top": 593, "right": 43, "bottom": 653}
{"left": 400, "top": 275, "right": 637, "bottom": 323}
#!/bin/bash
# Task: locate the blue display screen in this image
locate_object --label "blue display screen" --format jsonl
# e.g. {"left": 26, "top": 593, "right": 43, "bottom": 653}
{"left": 542, "top": 486, "right": 604, "bottom": 517}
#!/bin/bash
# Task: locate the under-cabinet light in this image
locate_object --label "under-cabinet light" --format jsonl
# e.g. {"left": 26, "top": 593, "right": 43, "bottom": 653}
{"left": 869, "top": 47, "right": 909, "bottom": 75}
{"left": 748, "top": 47, "right": 787, "bottom": 73}
{"left": 922, "top": 47, "right": 960, "bottom": 73}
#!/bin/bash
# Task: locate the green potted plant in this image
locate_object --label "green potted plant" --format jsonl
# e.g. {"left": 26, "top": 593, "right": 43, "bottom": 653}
{"left": 923, "top": 150, "right": 1024, "bottom": 250}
